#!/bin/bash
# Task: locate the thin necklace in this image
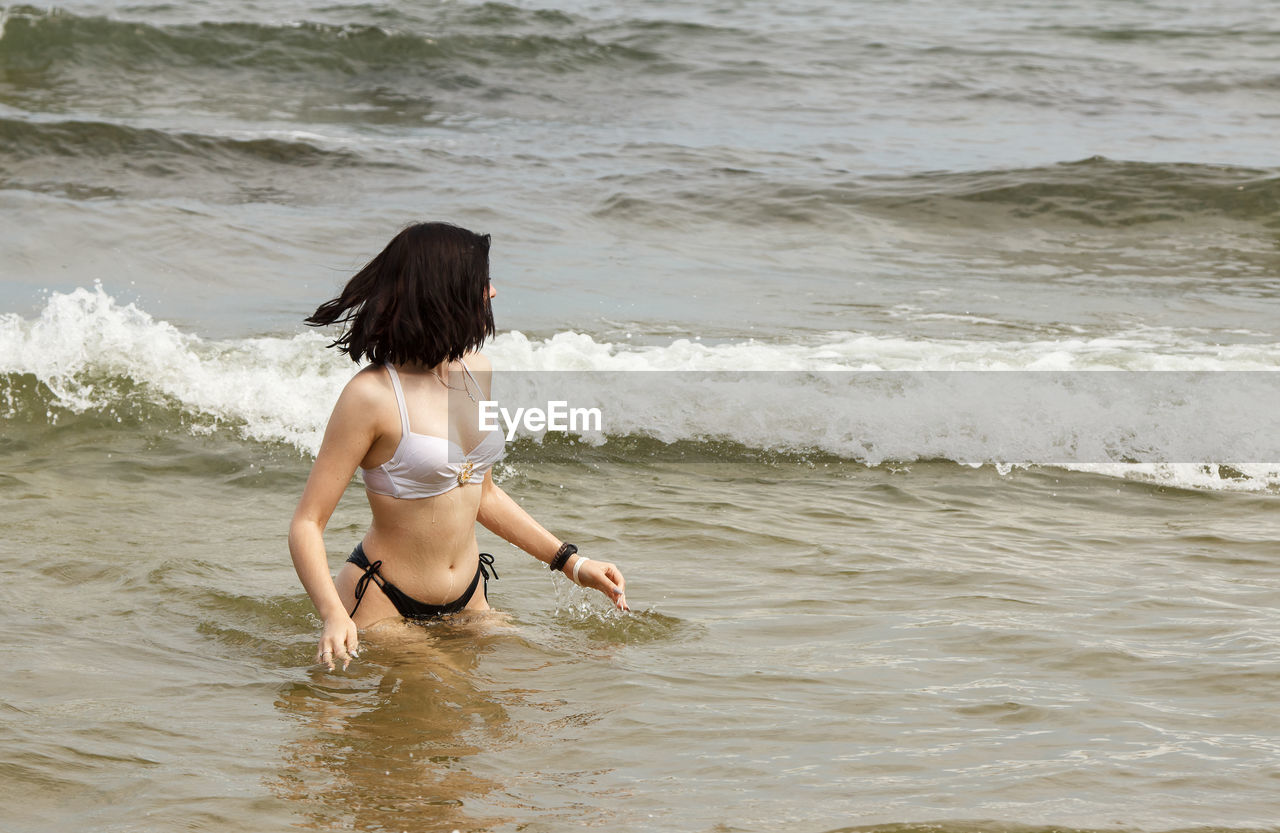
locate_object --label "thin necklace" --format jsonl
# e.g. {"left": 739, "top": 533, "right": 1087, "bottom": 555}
{"left": 432, "top": 363, "right": 476, "bottom": 402}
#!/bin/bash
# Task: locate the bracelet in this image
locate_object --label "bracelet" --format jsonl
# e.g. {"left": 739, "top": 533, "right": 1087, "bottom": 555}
{"left": 549, "top": 542, "right": 577, "bottom": 572}
{"left": 571, "top": 556, "right": 591, "bottom": 585}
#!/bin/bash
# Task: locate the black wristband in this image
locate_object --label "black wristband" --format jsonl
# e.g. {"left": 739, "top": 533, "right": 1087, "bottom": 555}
{"left": 549, "top": 542, "right": 577, "bottom": 572}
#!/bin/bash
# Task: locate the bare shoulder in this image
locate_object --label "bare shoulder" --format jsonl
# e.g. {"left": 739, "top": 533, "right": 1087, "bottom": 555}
{"left": 341, "top": 364, "right": 391, "bottom": 406}
{"left": 311, "top": 365, "right": 392, "bottom": 459}
{"left": 330, "top": 365, "right": 396, "bottom": 429}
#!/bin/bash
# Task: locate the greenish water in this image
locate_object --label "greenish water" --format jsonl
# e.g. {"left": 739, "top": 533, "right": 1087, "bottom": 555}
{"left": 2, "top": 408, "right": 1278, "bottom": 830}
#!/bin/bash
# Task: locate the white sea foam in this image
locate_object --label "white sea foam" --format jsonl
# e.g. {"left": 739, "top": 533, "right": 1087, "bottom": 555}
{"left": 0, "top": 285, "right": 349, "bottom": 453}
{"left": 486, "top": 328, "right": 1280, "bottom": 372}
{"left": 1, "top": 286, "right": 1276, "bottom": 492}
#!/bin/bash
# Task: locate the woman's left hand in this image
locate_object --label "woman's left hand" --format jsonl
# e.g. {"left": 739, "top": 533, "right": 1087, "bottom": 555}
{"left": 571, "top": 556, "right": 629, "bottom": 611}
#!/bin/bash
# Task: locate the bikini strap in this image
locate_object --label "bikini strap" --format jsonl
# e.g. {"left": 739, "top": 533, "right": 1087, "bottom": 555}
{"left": 459, "top": 359, "right": 483, "bottom": 396}
{"left": 350, "top": 559, "right": 386, "bottom": 618}
{"left": 478, "top": 551, "right": 498, "bottom": 581}
{"left": 384, "top": 364, "right": 411, "bottom": 437}
{"left": 347, "top": 544, "right": 386, "bottom": 619}
{"left": 476, "top": 552, "right": 498, "bottom": 605}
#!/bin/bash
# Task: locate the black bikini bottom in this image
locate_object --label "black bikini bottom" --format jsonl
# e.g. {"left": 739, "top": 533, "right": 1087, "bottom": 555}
{"left": 346, "top": 543, "right": 497, "bottom": 621}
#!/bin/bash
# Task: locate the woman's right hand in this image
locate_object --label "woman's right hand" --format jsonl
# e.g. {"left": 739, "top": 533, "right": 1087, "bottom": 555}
{"left": 317, "top": 613, "right": 360, "bottom": 671}
{"left": 572, "top": 557, "right": 630, "bottom": 612}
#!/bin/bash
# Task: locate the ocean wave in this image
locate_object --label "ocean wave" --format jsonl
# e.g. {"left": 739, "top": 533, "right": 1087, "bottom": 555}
{"left": 0, "top": 4, "right": 666, "bottom": 78}
{"left": 0, "top": 116, "right": 364, "bottom": 166}
{"left": 595, "top": 156, "right": 1280, "bottom": 230}
{"left": 1, "top": 286, "right": 1277, "bottom": 494}
{"left": 1041, "top": 24, "right": 1280, "bottom": 43}
{"left": 0, "top": 114, "right": 393, "bottom": 201}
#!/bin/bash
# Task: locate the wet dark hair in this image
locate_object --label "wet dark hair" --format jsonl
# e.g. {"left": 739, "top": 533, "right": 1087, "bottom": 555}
{"left": 306, "top": 222, "right": 494, "bottom": 367}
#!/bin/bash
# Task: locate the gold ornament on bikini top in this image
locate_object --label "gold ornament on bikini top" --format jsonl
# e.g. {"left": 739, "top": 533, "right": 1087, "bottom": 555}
{"left": 456, "top": 458, "right": 476, "bottom": 486}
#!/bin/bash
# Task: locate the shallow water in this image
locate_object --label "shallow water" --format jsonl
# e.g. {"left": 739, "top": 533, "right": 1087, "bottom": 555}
{"left": 3, "top": 420, "right": 1279, "bottom": 830}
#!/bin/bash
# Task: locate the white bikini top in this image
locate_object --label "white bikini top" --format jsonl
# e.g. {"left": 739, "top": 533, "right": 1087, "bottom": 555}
{"left": 361, "top": 362, "right": 505, "bottom": 500}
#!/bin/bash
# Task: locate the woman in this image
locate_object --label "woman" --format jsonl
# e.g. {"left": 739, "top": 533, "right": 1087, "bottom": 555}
{"left": 289, "top": 222, "right": 629, "bottom": 671}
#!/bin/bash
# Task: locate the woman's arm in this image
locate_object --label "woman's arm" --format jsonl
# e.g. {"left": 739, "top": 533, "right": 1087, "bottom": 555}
{"left": 477, "top": 472, "right": 629, "bottom": 611}
{"left": 466, "top": 350, "right": 628, "bottom": 610}
{"left": 288, "top": 371, "right": 382, "bottom": 668}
